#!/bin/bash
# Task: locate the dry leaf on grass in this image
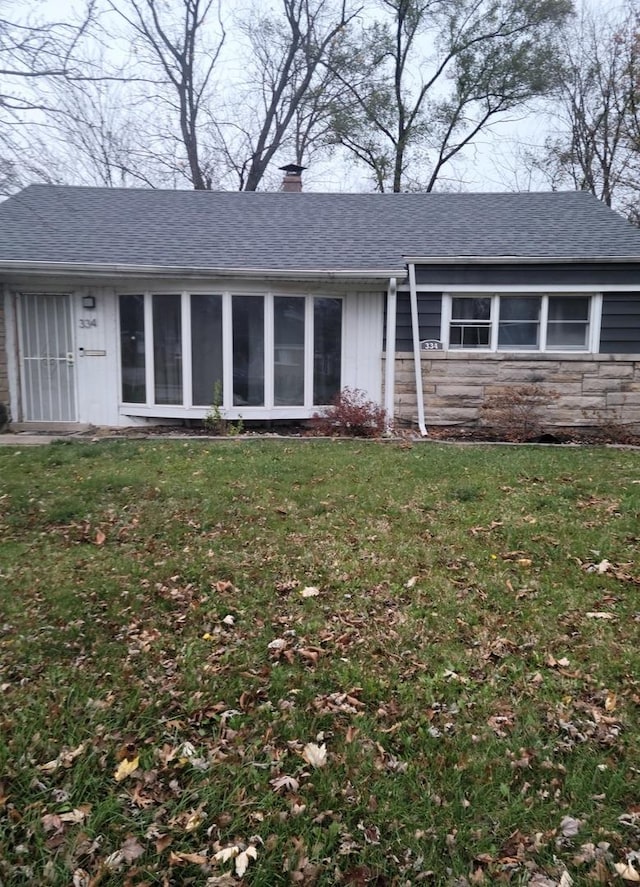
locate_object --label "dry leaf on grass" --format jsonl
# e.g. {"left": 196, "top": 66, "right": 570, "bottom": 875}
{"left": 302, "top": 742, "right": 327, "bottom": 768}
{"left": 213, "top": 844, "right": 258, "bottom": 878}
{"left": 615, "top": 863, "right": 640, "bottom": 882}
{"left": 114, "top": 756, "right": 140, "bottom": 782}
{"left": 560, "top": 815, "right": 582, "bottom": 838}
{"left": 270, "top": 774, "right": 300, "bottom": 793}
{"left": 169, "top": 850, "right": 209, "bottom": 865}
{"left": 39, "top": 742, "right": 87, "bottom": 773}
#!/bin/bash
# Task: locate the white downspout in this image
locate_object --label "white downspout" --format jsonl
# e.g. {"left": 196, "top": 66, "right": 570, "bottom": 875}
{"left": 384, "top": 277, "right": 397, "bottom": 431}
{"left": 408, "top": 262, "right": 428, "bottom": 436}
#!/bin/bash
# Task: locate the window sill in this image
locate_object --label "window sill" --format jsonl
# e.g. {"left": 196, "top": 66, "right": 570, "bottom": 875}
{"left": 391, "top": 351, "right": 640, "bottom": 361}
{"left": 120, "top": 405, "right": 322, "bottom": 420}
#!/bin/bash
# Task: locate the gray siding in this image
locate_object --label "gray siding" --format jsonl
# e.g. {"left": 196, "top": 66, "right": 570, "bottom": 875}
{"left": 600, "top": 293, "right": 640, "bottom": 353}
{"left": 387, "top": 292, "right": 442, "bottom": 351}
{"left": 415, "top": 262, "right": 640, "bottom": 287}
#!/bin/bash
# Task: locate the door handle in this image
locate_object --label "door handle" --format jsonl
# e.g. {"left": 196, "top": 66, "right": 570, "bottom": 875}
{"left": 66, "top": 352, "right": 75, "bottom": 366}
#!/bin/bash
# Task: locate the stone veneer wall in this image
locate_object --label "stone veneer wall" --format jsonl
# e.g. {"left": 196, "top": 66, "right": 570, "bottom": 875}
{"left": 0, "top": 300, "right": 9, "bottom": 413}
{"left": 389, "top": 352, "right": 640, "bottom": 430}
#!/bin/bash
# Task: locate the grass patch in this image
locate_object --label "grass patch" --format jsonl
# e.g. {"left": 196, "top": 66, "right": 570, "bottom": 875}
{"left": 0, "top": 440, "right": 639, "bottom": 885}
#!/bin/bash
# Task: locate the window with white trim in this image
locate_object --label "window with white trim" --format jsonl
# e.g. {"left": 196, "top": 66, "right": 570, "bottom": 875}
{"left": 445, "top": 294, "right": 594, "bottom": 352}
{"left": 119, "top": 291, "right": 342, "bottom": 409}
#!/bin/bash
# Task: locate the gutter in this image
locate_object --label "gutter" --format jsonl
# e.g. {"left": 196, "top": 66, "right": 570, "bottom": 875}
{"left": 384, "top": 277, "right": 397, "bottom": 431}
{"left": 403, "top": 255, "right": 640, "bottom": 265}
{"left": 408, "top": 263, "right": 428, "bottom": 437}
{"left": 0, "top": 260, "right": 408, "bottom": 282}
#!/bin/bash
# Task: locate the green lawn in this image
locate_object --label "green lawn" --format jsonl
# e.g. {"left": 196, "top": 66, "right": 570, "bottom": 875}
{"left": 1, "top": 440, "right": 639, "bottom": 886}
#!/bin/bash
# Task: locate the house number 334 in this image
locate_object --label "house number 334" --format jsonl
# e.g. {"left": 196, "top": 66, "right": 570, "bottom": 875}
{"left": 79, "top": 318, "right": 98, "bottom": 329}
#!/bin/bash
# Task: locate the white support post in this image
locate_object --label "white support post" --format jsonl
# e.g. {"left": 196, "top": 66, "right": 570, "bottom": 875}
{"left": 384, "top": 277, "right": 397, "bottom": 430}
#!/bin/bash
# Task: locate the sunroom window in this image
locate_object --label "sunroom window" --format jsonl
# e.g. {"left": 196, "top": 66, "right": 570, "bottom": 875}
{"left": 446, "top": 294, "right": 593, "bottom": 352}
{"left": 119, "top": 291, "right": 343, "bottom": 411}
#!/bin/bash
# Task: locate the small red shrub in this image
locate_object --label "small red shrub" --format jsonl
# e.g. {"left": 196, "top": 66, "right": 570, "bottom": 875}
{"left": 312, "top": 387, "right": 388, "bottom": 438}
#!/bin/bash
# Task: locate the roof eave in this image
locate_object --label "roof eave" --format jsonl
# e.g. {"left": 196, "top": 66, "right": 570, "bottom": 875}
{"left": 0, "top": 260, "right": 407, "bottom": 281}
{"left": 404, "top": 255, "right": 640, "bottom": 264}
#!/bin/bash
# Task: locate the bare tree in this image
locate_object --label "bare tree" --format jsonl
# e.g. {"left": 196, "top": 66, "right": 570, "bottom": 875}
{"left": 327, "top": 0, "right": 574, "bottom": 192}
{"left": 106, "top": 0, "right": 226, "bottom": 190}
{"left": 0, "top": 1, "right": 104, "bottom": 192}
{"left": 213, "top": 0, "right": 362, "bottom": 191}
{"left": 524, "top": 5, "right": 640, "bottom": 222}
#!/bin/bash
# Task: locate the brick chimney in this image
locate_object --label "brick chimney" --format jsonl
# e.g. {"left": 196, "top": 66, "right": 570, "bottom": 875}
{"left": 279, "top": 163, "right": 306, "bottom": 192}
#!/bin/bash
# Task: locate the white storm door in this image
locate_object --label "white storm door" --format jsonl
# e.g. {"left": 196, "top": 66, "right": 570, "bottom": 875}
{"left": 19, "top": 293, "right": 77, "bottom": 421}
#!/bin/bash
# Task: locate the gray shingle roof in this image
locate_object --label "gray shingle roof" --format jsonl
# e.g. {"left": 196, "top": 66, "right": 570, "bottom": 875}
{"left": 1, "top": 185, "right": 639, "bottom": 275}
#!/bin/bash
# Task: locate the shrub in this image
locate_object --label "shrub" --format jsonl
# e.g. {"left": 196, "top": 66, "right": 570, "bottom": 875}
{"left": 479, "top": 384, "right": 558, "bottom": 442}
{"left": 312, "top": 387, "right": 388, "bottom": 438}
{"left": 204, "top": 381, "right": 244, "bottom": 435}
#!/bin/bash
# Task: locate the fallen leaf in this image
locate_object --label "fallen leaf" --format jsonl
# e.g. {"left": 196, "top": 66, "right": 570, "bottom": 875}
{"left": 586, "top": 612, "right": 614, "bottom": 620}
{"left": 235, "top": 846, "right": 257, "bottom": 877}
{"left": 114, "top": 756, "right": 140, "bottom": 782}
{"left": 170, "top": 850, "right": 209, "bottom": 865}
{"left": 300, "top": 586, "right": 320, "bottom": 598}
{"left": 120, "top": 834, "right": 145, "bottom": 863}
{"left": 95, "top": 529, "right": 106, "bottom": 546}
{"left": 605, "top": 692, "right": 617, "bottom": 712}
{"left": 270, "top": 774, "right": 300, "bottom": 793}
{"left": 615, "top": 863, "right": 640, "bottom": 882}
{"left": 39, "top": 743, "right": 88, "bottom": 773}
{"left": 214, "top": 846, "right": 240, "bottom": 865}
{"left": 560, "top": 815, "right": 582, "bottom": 837}
{"left": 155, "top": 834, "right": 173, "bottom": 853}
{"left": 59, "top": 807, "right": 90, "bottom": 825}
{"left": 184, "top": 809, "right": 205, "bottom": 831}
{"left": 405, "top": 576, "right": 418, "bottom": 589}
{"left": 302, "top": 742, "right": 327, "bottom": 768}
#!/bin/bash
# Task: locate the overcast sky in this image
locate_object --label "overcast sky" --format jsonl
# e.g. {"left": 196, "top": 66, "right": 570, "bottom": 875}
{"left": 21, "top": 0, "right": 633, "bottom": 193}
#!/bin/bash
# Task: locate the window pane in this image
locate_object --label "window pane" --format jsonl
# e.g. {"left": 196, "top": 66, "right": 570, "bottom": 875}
{"left": 153, "top": 295, "right": 182, "bottom": 404}
{"left": 233, "top": 296, "right": 264, "bottom": 406}
{"left": 274, "top": 297, "right": 305, "bottom": 406}
{"left": 450, "top": 324, "right": 491, "bottom": 348}
{"left": 500, "top": 297, "right": 540, "bottom": 321}
{"left": 498, "top": 297, "right": 540, "bottom": 349}
{"left": 191, "top": 295, "right": 223, "bottom": 406}
{"left": 452, "top": 297, "right": 491, "bottom": 320}
{"left": 548, "top": 297, "right": 589, "bottom": 321}
{"left": 120, "top": 294, "right": 146, "bottom": 403}
{"left": 498, "top": 322, "right": 539, "bottom": 349}
{"left": 314, "top": 298, "right": 342, "bottom": 405}
{"left": 547, "top": 323, "right": 588, "bottom": 349}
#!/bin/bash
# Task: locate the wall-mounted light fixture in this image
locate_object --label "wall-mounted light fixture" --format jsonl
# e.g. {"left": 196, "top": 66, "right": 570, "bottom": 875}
{"left": 82, "top": 295, "right": 96, "bottom": 310}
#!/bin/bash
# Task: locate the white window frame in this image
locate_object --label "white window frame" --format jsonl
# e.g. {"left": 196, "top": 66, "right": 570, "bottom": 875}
{"left": 118, "top": 289, "right": 344, "bottom": 417}
{"left": 441, "top": 292, "right": 601, "bottom": 353}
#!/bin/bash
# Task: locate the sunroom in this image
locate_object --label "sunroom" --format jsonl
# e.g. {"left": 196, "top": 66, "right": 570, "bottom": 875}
{"left": 116, "top": 285, "right": 382, "bottom": 424}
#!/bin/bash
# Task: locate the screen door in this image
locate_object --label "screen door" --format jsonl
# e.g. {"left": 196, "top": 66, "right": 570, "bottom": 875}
{"left": 19, "top": 293, "right": 77, "bottom": 421}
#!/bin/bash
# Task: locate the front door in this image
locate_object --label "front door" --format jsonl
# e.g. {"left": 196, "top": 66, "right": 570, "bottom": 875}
{"left": 18, "top": 293, "right": 77, "bottom": 422}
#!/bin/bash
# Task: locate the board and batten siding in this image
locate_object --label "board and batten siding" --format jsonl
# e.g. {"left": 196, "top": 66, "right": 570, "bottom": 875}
{"left": 600, "top": 293, "right": 640, "bottom": 353}
{"left": 0, "top": 297, "right": 9, "bottom": 411}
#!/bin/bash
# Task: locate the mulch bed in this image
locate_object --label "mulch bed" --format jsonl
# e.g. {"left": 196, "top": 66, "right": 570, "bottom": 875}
{"left": 69, "top": 421, "right": 640, "bottom": 446}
